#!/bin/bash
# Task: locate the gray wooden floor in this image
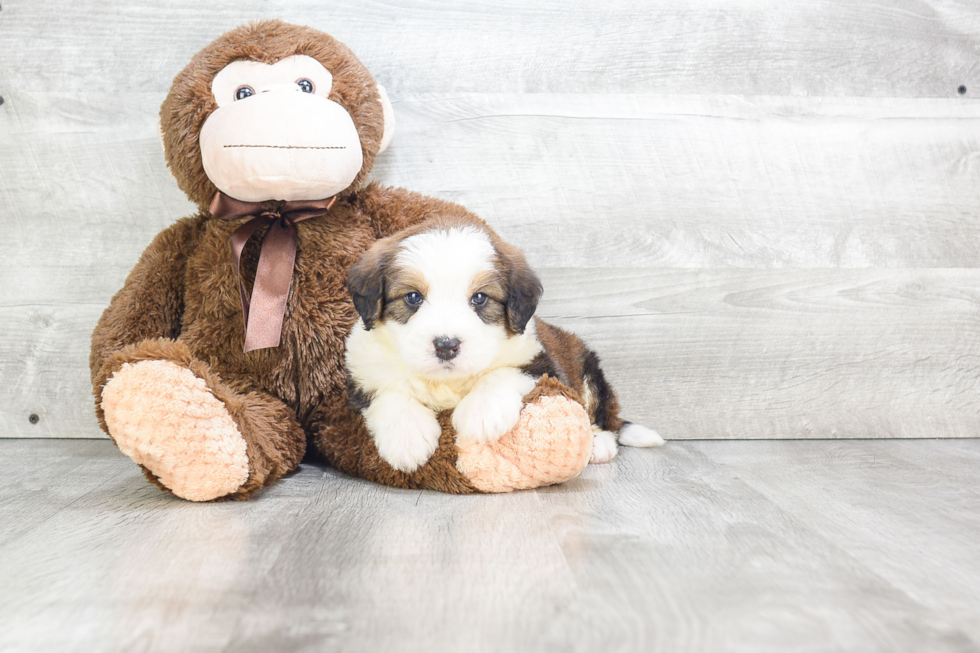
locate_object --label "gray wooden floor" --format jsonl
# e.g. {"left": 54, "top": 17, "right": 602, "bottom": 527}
{"left": 2, "top": 439, "right": 979, "bottom": 652}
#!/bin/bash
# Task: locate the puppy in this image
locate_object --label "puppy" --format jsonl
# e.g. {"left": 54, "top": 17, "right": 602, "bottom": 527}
{"left": 345, "top": 214, "right": 664, "bottom": 473}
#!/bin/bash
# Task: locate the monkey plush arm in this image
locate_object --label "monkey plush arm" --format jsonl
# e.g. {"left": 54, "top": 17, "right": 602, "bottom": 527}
{"left": 311, "top": 375, "right": 593, "bottom": 493}
{"left": 89, "top": 215, "right": 202, "bottom": 392}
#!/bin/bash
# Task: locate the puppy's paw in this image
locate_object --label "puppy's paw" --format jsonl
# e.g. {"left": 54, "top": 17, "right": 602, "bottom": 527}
{"left": 453, "top": 376, "right": 532, "bottom": 444}
{"left": 365, "top": 395, "right": 441, "bottom": 473}
{"left": 618, "top": 423, "right": 665, "bottom": 448}
{"left": 590, "top": 429, "right": 619, "bottom": 464}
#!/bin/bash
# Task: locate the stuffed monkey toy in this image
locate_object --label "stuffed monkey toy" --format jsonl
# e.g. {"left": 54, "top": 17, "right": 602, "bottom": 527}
{"left": 90, "top": 20, "right": 594, "bottom": 501}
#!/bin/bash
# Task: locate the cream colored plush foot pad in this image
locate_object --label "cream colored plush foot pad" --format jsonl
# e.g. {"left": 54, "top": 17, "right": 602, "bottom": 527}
{"left": 101, "top": 360, "right": 249, "bottom": 501}
{"left": 456, "top": 395, "right": 592, "bottom": 493}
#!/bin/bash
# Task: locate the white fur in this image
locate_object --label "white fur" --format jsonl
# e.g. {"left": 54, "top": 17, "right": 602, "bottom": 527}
{"left": 452, "top": 368, "right": 538, "bottom": 443}
{"left": 618, "top": 423, "right": 665, "bottom": 448}
{"left": 390, "top": 227, "right": 504, "bottom": 379}
{"left": 590, "top": 429, "right": 619, "bottom": 464}
{"left": 346, "top": 226, "right": 543, "bottom": 471}
{"left": 347, "top": 316, "right": 541, "bottom": 412}
{"left": 363, "top": 392, "right": 442, "bottom": 473}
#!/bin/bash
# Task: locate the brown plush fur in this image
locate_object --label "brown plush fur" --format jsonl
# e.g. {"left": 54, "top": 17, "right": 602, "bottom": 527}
{"left": 91, "top": 184, "right": 483, "bottom": 498}
{"left": 91, "top": 20, "right": 591, "bottom": 499}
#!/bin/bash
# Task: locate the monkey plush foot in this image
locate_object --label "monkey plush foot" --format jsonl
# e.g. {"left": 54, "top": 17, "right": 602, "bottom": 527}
{"left": 101, "top": 360, "right": 250, "bottom": 501}
{"left": 454, "top": 376, "right": 593, "bottom": 492}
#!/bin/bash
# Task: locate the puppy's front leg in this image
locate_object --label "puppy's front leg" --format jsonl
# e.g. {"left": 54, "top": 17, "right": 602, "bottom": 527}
{"left": 364, "top": 393, "right": 442, "bottom": 473}
{"left": 453, "top": 368, "right": 538, "bottom": 444}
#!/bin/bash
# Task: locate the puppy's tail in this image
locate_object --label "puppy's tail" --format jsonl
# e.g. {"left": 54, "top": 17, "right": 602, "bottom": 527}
{"left": 617, "top": 421, "right": 665, "bottom": 448}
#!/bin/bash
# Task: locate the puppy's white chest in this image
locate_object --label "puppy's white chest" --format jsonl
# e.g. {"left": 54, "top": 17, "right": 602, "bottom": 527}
{"left": 410, "top": 376, "right": 479, "bottom": 412}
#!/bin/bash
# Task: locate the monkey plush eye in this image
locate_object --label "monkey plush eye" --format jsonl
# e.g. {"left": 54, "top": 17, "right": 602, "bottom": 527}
{"left": 470, "top": 292, "right": 488, "bottom": 306}
{"left": 296, "top": 79, "right": 315, "bottom": 93}
{"left": 235, "top": 85, "right": 255, "bottom": 101}
{"left": 405, "top": 292, "right": 424, "bottom": 306}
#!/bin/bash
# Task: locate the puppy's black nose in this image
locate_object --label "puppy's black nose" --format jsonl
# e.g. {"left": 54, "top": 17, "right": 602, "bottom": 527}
{"left": 433, "top": 337, "right": 461, "bottom": 361}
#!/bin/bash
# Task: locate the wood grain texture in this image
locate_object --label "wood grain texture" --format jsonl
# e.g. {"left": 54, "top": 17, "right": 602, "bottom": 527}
{"left": 2, "top": 1, "right": 980, "bottom": 439}
{"left": 379, "top": 94, "right": 980, "bottom": 268}
{"left": 1, "top": 0, "right": 978, "bottom": 96}
{"left": 1, "top": 439, "right": 978, "bottom": 652}
{"left": 7, "top": 94, "right": 980, "bottom": 308}
{"left": 703, "top": 439, "right": 980, "bottom": 641}
{"left": 537, "top": 267, "right": 980, "bottom": 439}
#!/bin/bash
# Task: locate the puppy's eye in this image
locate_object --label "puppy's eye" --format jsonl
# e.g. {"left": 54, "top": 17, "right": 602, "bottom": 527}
{"left": 405, "top": 292, "right": 424, "bottom": 306}
{"left": 235, "top": 85, "right": 255, "bottom": 101}
{"left": 297, "top": 79, "right": 315, "bottom": 93}
{"left": 470, "top": 292, "right": 488, "bottom": 306}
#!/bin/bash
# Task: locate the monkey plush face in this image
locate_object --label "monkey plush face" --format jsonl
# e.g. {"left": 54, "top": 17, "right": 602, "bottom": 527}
{"left": 201, "top": 55, "right": 367, "bottom": 201}
{"left": 160, "top": 21, "right": 394, "bottom": 208}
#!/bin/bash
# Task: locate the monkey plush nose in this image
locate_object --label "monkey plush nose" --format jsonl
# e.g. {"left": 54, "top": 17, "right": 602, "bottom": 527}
{"left": 433, "top": 337, "right": 461, "bottom": 361}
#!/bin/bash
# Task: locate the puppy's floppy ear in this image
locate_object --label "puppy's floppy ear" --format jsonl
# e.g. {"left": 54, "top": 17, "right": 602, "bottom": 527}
{"left": 347, "top": 238, "right": 394, "bottom": 330}
{"left": 500, "top": 243, "right": 543, "bottom": 335}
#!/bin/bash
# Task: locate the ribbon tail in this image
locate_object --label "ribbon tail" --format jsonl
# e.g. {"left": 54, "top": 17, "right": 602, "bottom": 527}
{"left": 243, "top": 220, "right": 298, "bottom": 353}
{"left": 229, "top": 216, "right": 268, "bottom": 348}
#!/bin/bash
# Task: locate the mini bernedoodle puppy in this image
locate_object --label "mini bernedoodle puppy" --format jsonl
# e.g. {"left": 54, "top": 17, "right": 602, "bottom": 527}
{"left": 345, "top": 214, "right": 664, "bottom": 473}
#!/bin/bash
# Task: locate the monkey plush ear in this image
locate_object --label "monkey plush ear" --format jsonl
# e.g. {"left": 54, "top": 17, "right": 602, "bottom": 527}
{"left": 501, "top": 244, "right": 543, "bottom": 335}
{"left": 377, "top": 84, "right": 396, "bottom": 154}
{"left": 347, "top": 240, "right": 393, "bottom": 330}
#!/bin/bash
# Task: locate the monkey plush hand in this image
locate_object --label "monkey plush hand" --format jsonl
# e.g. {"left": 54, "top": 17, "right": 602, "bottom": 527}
{"left": 90, "top": 20, "right": 593, "bottom": 500}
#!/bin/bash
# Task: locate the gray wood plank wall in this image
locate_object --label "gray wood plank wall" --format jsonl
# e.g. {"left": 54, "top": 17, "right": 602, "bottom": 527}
{"left": 1, "top": 1, "right": 978, "bottom": 439}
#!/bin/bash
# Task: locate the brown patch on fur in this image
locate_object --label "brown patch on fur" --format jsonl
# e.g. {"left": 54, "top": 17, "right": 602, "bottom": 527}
{"left": 381, "top": 296, "right": 419, "bottom": 325}
{"left": 468, "top": 270, "right": 508, "bottom": 327}
{"left": 532, "top": 318, "right": 624, "bottom": 431}
{"left": 468, "top": 270, "right": 504, "bottom": 298}
{"left": 473, "top": 296, "right": 507, "bottom": 328}
{"left": 382, "top": 268, "right": 428, "bottom": 324}
{"left": 495, "top": 241, "right": 542, "bottom": 335}
{"left": 347, "top": 234, "right": 397, "bottom": 329}
{"left": 581, "top": 350, "right": 624, "bottom": 432}
{"left": 347, "top": 237, "right": 433, "bottom": 328}
{"left": 534, "top": 318, "right": 587, "bottom": 391}
{"left": 389, "top": 269, "right": 430, "bottom": 299}
{"left": 520, "top": 351, "right": 563, "bottom": 385}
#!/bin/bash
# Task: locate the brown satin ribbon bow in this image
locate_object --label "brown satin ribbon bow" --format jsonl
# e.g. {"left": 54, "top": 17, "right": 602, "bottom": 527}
{"left": 209, "top": 192, "right": 337, "bottom": 353}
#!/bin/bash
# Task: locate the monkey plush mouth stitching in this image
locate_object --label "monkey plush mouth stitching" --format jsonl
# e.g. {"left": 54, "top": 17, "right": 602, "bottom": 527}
{"left": 223, "top": 145, "right": 348, "bottom": 150}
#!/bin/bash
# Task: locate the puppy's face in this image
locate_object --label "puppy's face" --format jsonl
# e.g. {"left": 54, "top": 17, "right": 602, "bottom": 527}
{"left": 348, "top": 222, "right": 542, "bottom": 379}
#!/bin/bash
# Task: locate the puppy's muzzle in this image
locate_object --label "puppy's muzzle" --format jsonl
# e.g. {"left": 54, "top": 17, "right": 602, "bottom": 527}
{"left": 433, "top": 337, "right": 461, "bottom": 361}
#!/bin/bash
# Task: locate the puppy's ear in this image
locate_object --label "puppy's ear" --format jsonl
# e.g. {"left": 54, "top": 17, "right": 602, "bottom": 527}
{"left": 347, "top": 239, "right": 394, "bottom": 330}
{"left": 500, "top": 243, "right": 543, "bottom": 335}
